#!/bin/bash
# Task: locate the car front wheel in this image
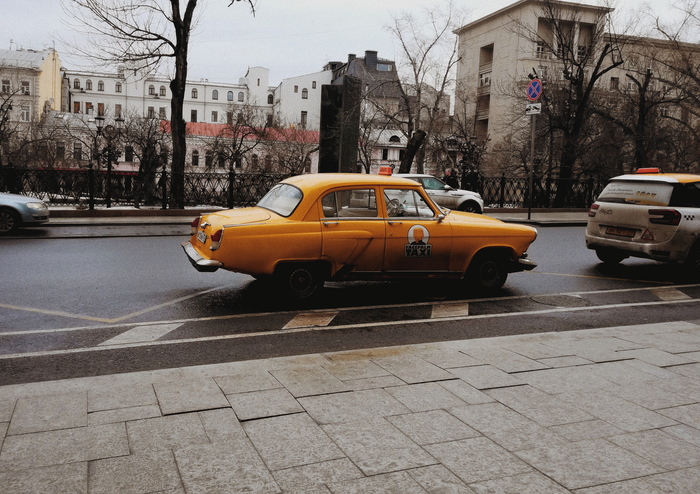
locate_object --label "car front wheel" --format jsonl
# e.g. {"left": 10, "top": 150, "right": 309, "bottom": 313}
{"left": 0, "top": 208, "right": 19, "bottom": 234}
{"left": 466, "top": 252, "right": 508, "bottom": 291}
{"left": 276, "top": 264, "right": 324, "bottom": 300}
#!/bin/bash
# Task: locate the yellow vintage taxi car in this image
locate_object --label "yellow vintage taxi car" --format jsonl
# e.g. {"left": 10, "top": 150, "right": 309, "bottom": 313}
{"left": 182, "top": 173, "right": 537, "bottom": 299}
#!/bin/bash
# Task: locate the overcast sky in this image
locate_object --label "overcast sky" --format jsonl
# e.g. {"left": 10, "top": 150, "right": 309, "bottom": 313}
{"left": 2, "top": 1, "right": 691, "bottom": 86}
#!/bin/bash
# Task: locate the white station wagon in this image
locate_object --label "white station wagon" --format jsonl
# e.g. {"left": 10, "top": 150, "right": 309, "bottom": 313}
{"left": 585, "top": 168, "right": 700, "bottom": 267}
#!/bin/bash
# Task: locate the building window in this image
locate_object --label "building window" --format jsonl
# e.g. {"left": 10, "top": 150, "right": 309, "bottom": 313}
{"left": 211, "top": 111, "right": 218, "bottom": 122}
{"left": 251, "top": 154, "right": 259, "bottom": 168}
{"left": 191, "top": 88, "right": 198, "bottom": 99}
{"left": 2, "top": 79, "right": 10, "bottom": 93}
{"left": 389, "top": 135, "right": 401, "bottom": 143}
{"left": 610, "top": 77, "right": 619, "bottom": 90}
{"left": 86, "top": 102, "right": 93, "bottom": 114}
{"left": 257, "top": 78, "right": 261, "bottom": 86}
{"left": 536, "top": 41, "right": 551, "bottom": 59}
{"left": 86, "top": 80, "right": 93, "bottom": 90}
{"left": 479, "top": 72, "right": 491, "bottom": 87}
{"left": 149, "top": 85, "right": 155, "bottom": 95}
{"left": 73, "top": 142, "right": 83, "bottom": 160}
{"left": 264, "top": 155, "right": 272, "bottom": 171}
{"left": 300, "top": 111, "right": 307, "bottom": 129}
{"left": 267, "top": 94, "right": 273, "bottom": 104}
{"left": 115, "top": 104, "right": 122, "bottom": 118}
{"left": 21, "top": 81, "right": 30, "bottom": 95}
{"left": 20, "top": 105, "right": 30, "bottom": 122}
{"left": 205, "top": 150, "right": 213, "bottom": 168}
{"left": 97, "top": 103, "right": 105, "bottom": 116}
{"left": 148, "top": 106, "right": 155, "bottom": 119}
{"left": 302, "top": 88, "right": 308, "bottom": 99}
{"left": 159, "top": 107, "right": 166, "bottom": 119}
{"left": 227, "top": 111, "right": 233, "bottom": 125}
{"left": 267, "top": 114, "right": 273, "bottom": 126}
{"left": 191, "top": 109, "right": 198, "bottom": 122}
{"left": 192, "top": 150, "right": 199, "bottom": 167}
{"left": 294, "top": 85, "right": 298, "bottom": 93}
{"left": 73, "top": 79, "right": 81, "bottom": 89}
{"left": 115, "top": 82, "right": 122, "bottom": 93}
{"left": 312, "top": 81, "right": 316, "bottom": 89}
{"left": 124, "top": 146, "right": 134, "bottom": 161}
{"left": 98, "top": 80, "right": 104, "bottom": 91}
{"left": 212, "top": 89, "right": 218, "bottom": 100}
{"left": 160, "top": 86, "right": 166, "bottom": 96}
{"left": 227, "top": 91, "right": 233, "bottom": 101}
{"left": 382, "top": 148, "right": 389, "bottom": 160}
{"left": 237, "top": 91, "right": 244, "bottom": 102}
{"left": 73, "top": 101, "right": 81, "bottom": 114}
{"left": 56, "top": 142, "right": 65, "bottom": 160}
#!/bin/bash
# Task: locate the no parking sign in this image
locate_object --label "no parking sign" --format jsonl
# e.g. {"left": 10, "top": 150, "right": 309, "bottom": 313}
{"left": 527, "top": 78, "right": 542, "bottom": 101}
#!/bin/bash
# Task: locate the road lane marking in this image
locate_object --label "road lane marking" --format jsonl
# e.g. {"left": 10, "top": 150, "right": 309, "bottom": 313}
{"left": 2, "top": 297, "right": 699, "bottom": 360}
{"left": 283, "top": 312, "right": 339, "bottom": 329}
{"left": 531, "top": 271, "right": 674, "bottom": 285}
{"left": 432, "top": 303, "right": 469, "bottom": 318}
{"left": 652, "top": 287, "right": 692, "bottom": 301}
{"left": 99, "top": 323, "right": 184, "bottom": 346}
{"left": 0, "top": 285, "right": 230, "bottom": 324}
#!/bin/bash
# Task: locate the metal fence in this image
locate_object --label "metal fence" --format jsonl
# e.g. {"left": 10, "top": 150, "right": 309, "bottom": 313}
{"left": 0, "top": 167, "right": 606, "bottom": 209}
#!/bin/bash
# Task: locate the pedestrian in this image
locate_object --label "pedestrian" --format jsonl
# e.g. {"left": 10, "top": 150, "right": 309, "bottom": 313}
{"left": 444, "top": 168, "right": 459, "bottom": 188}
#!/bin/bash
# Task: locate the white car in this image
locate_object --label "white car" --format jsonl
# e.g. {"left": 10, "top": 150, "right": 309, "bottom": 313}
{"left": 395, "top": 174, "right": 484, "bottom": 213}
{"left": 585, "top": 168, "right": 700, "bottom": 267}
{"left": 0, "top": 192, "right": 50, "bottom": 234}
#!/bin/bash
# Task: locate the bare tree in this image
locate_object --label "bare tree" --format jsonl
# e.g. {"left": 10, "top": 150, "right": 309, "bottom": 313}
{"left": 263, "top": 126, "right": 319, "bottom": 175}
{"left": 61, "top": 0, "right": 255, "bottom": 208}
{"left": 385, "top": 1, "right": 465, "bottom": 173}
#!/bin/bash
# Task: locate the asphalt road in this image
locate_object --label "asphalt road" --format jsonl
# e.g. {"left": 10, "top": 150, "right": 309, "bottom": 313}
{"left": 1, "top": 225, "right": 699, "bottom": 385}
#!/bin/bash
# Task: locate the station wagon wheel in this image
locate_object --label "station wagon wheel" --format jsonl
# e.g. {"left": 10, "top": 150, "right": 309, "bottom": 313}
{"left": 458, "top": 201, "right": 481, "bottom": 214}
{"left": 595, "top": 248, "right": 627, "bottom": 264}
{"left": 467, "top": 252, "right": 508, "bottom": 291}
{"left": 0, "top": 208, "right": 19, "bottom": 234}
{"left": 277, "top": 264, "right": 324, "bottom": 300}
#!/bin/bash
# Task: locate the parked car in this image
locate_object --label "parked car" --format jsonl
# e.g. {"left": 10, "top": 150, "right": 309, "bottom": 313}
{"left": 585, "top": 168, "right": 700, "bottom": 267}
{"left": 395, "top": 173, "right": 484, "bottom": 213}
{"left": 183, "top": 173, "right": 537, "bottom": 299}
{"left": 0, "top": 192, "right": 50, "bottom": 234}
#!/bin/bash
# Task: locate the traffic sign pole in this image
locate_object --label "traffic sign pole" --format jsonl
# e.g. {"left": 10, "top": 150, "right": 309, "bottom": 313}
{"left": 526, "top": 79, "right": 541, "bottom": 219}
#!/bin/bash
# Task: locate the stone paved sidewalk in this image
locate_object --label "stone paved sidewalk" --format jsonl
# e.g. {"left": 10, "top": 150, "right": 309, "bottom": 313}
{"left": 2, "top": 320, "right": 700, "bottom": 493}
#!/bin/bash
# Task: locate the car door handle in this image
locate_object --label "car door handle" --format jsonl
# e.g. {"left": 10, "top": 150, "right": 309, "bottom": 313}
{"left": 323, "top": 221, "right": 339, "bottom": 226}
{"left": 387, "top": 221, "right": 403, "bottom": 225}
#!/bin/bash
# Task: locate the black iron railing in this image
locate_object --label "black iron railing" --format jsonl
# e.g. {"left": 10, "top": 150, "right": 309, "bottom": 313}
{"left": 0, "top": 167, "right": 606, "bottom": 209}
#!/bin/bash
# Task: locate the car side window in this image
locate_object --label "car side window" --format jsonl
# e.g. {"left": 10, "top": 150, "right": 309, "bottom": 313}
{"left": 422, "top": 177, "right": 446, "bottom": 190}
{"left": 384, "top": 189, "right": 435, "bottom": 218}
{"left": 322, "top": 189, "right": 377, "bottom": 218}
{"left": 671, "top": 182, "right": 700, "bottom": 208}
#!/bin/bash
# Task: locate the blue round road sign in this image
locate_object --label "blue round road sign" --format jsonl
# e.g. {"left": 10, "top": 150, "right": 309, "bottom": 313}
{"left": 527, "top": 79, "right": 542, "bottom": 101}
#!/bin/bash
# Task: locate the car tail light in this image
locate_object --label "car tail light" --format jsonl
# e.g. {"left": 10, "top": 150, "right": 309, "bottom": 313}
{"left": 648, "top": 209, "right": 681, "bottom": 226}
{"left": 190, "top": 217, "right": 200, "bottom": 235}
{"left": 210, "top": 228, "right": 223, "bottom": 251}
{"left": 588, "top": 204, "right": 599, "bottom": 217}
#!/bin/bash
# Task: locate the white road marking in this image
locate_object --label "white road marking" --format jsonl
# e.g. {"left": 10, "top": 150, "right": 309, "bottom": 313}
{"left": 652, "top": 288, "right": 692, "bottom": 301}
{"left": 99, "top": 323, "right": 184, "bottom": 346}
{"left": 283, "top": 312, "right": 338, "bottom": 329}
{"left": 2, "top": 297, "right": 699, "bottom": 361}
{"left": 432, "top": 303, "right": 469, "bottom": 318}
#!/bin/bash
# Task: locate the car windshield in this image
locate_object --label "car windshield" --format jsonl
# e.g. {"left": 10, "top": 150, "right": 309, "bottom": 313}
{"left": 257, "top": 183, "right": 303, "bottom": 216}
{"left": 597, "top": 180, "right": 673, "bottom": 206}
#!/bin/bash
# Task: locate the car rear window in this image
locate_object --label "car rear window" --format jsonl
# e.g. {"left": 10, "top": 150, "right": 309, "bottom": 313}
{"left": 257, "top": 183, "right": 303, "bottom": 217}
{"left": 597, "top": 180, "right": 673, "bottom": 206}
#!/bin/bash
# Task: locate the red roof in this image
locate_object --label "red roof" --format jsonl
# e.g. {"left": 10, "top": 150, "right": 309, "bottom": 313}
{"left": 161, "top": 120, "right": 319, "bottom": 143}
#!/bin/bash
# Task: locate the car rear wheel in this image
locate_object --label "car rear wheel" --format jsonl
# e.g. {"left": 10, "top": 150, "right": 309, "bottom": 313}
{"left": 0, "top": 208, "right": 19, "bottom": 234}
{"left": 685, "top": 242, "right": 700, "bottom": 271}
{"left": 466, "top": 252, "right": 508, "bottom": 291}
{"left": 458, "top": 201, "right": 481, "bottom": 214}
{"left": 595, "top": 248, "right": 627, "bottom": 264}
{"left": 276, "top": 264, "right": 324, "bottom": 300}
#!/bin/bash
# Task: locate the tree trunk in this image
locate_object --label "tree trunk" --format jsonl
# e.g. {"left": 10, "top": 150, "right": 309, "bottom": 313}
{"left": 398, "top": 130, "right": 426, "bottom": 173}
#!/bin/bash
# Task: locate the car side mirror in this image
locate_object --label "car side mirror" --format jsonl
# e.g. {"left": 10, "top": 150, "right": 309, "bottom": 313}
{"left": 443, "top": 185, "right": 453, "bottom": 191}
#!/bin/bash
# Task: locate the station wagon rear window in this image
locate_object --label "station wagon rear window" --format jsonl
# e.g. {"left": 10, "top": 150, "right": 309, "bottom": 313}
{"left": 596, "top": 180, "right": 673, "bottom": 206}
{"left": 257, "top": 183, "right": 303, "bottom": 217}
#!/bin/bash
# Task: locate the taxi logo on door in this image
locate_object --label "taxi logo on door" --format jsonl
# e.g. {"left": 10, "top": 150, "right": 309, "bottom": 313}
{"left": 405, "top": 225, "right": 432, "bottom": 257}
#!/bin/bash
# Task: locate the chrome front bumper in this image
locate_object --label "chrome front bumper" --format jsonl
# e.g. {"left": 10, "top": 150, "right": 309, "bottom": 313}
{"left": 181, "top": 241, "right": 223, "bottom": 272}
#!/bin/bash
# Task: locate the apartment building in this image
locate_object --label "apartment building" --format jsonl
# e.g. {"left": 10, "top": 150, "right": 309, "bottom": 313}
{"left": 0, "top": 48, "right": 62, "bottom": 122}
